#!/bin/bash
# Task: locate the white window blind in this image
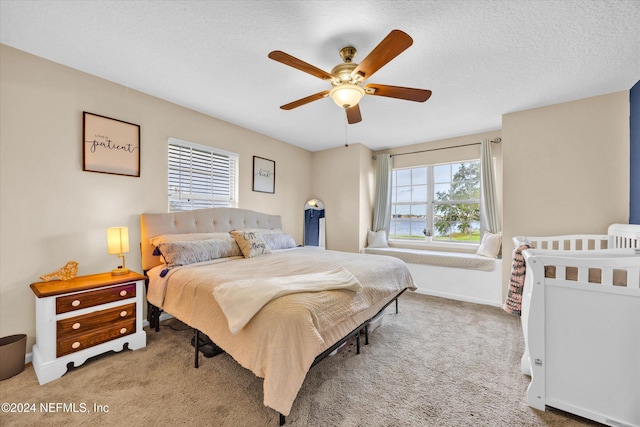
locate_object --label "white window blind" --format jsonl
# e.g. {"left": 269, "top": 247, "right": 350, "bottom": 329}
{"left": 167, "top": 138, "right": 239, "bottom": 212}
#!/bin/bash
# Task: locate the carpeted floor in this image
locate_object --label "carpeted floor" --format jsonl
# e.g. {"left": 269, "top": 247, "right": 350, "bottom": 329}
{"left": 0, "top": 292, "right": 598, "bottom": 426}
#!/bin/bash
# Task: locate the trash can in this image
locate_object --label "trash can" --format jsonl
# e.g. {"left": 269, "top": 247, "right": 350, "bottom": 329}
{"left": 0, "top": 334, "right": 26, "bottom": 380}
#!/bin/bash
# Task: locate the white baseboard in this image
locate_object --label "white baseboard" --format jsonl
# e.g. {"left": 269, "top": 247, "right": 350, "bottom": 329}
{"left": 413, "top": 287, "right": 502, "bottom": 307}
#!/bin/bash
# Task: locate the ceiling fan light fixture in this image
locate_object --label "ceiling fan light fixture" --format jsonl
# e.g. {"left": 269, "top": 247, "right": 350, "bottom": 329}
{"left": 329, "top": 84, "right": 365, "bottom": 109}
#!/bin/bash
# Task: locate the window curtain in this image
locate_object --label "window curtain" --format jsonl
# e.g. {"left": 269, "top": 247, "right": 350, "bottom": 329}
{"left": 480, "top": 139, "right": 500, "bottom": 234}
{"left": 372, "top": 154, "right": 393, "bottom": 233}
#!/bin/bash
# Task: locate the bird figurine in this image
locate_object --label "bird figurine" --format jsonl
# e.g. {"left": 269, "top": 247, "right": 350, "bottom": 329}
{"left": 40, "top": 261, "right": 79, "bottom": 281}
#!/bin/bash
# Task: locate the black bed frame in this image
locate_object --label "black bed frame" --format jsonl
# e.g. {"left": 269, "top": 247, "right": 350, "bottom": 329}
{"left": 145, "top": 278, "right": 406, "bottom": 426}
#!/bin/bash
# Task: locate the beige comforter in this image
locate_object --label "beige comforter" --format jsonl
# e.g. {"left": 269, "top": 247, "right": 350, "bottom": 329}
{"left": 146, "top": 248, "right": 416, "bottom": 416}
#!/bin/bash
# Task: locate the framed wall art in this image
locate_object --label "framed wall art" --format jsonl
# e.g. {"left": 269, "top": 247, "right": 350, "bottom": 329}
{"left": 83, "top": 112, "right": 140, "bottom": 177}
{"left": 252, "top": 156, "right": 275, "bottom": 193}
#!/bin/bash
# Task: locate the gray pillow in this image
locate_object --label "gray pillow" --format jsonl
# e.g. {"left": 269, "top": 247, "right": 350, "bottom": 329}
{"left": 157, "top": 238, "right": 242, "bottom": 267}
{"left": 367, "top": 230, "right": 389, "bottom": 248}
{"left": 263, "top": 232, "right": 297, "bottom": 250}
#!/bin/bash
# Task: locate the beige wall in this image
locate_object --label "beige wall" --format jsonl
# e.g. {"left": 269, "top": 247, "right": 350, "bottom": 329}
{"left": 0, "top": 45, "right": 313, "bottom": 347}
{"left": 374, "top": 131, "right": 503, "bottom": 253}
{"left": 374, "top": 92, "right": 630, "bottom": 299}
{"left": 358, "top": 144, "right": 375, "bottom": 249}
{"left": 313, "top": 131, "right": 504, "bottom": 254}
{"left": 502, "top": 91, "right": 630, "bottom": 295}
{"left": 379, "top": 131, "right": 502, "bottom": 170}
{"left": 0, "top": 43, "right": 632, "bottom": 350}
{"left": 310, "top": 143, "right": 373, "bottom": 253}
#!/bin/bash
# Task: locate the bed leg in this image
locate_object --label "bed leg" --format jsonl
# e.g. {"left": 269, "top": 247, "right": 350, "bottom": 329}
{"left": 194, "top": 329, "right": 200, "bottom": 369}
{"left": 279, "top": 413, "right": 285, "bottom": 426}
{"left": 395, "top": 298, "right": 399, "bottom": 314}
{"left": 147, "top": 304, "right": 154, "bottom": 329}
{"left": 147, "top": 302, "right": 153, "bottom": 323}
{"left": 152, "top": 305, "right": 161, "bottom": 332}
{"left": 356, "top": 331, "right": 361, "bottom": 354}
{"left": 153, "top": 305, "right": 158, "bottom": 329}
{"left": 364, "top": 324, "right": 369, "bottom": 345}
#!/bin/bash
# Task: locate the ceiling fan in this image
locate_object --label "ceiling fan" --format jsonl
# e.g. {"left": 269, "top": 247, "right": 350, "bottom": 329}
{"left": 268, "top": 29, "right": 432, "bottom": 125}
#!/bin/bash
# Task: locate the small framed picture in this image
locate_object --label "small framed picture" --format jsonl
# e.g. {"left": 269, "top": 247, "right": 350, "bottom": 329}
{"left": 252, "top": 156, "right": 275, "bottom": 193}
{"left": 83, "top": 112, "right": 140, "bottom": 177}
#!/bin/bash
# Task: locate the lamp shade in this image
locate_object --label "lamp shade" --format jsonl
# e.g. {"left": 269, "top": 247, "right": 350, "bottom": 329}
{"left": 107, "top": 227, "right": 130, "bottom": 254}
{"left": 329, "top": 84, "right": 365, "bottom": 109}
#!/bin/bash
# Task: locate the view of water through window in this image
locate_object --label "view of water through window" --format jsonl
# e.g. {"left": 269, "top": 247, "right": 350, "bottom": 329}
{"left": 390, "top": 160, "right": 481, "bottom": 242}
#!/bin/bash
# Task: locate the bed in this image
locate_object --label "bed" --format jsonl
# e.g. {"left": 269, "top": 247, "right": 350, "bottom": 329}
{"left": 139, "top": 207, "right": 416, "bottom": 423}
{"left": 510, "top": 224, "right": 640, "bottom": 427}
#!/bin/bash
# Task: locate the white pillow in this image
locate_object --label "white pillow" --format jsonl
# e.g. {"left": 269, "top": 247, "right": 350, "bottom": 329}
{"left": 476, "top": 232, "right": 502, "bottom": 258}
{"left": 367, "top": 230, "right": 389, "bottom": 248}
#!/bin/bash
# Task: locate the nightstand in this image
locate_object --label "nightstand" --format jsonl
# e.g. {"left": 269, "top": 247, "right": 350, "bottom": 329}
{"left": 30, "top": 271, "right": 147, "bottom": 385}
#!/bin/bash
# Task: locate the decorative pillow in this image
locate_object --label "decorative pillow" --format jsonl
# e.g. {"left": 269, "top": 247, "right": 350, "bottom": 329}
{"left": 263, "top": 232, "right": 297, "bottom": 250}
{"left": 231, "top": 230, "right": 272, "bottom": 258}
{"left": 157, "top": 238, "right": 242, "bottom": 268}
{"left": 367, "top": 230, "right": 389, "bottom": 248}
{"left": 476, "top": 232, "right": 502, "bottom": 258}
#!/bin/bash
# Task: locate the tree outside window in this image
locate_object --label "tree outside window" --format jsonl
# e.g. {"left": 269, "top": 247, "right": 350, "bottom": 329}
{"left": 433, "top": 162, "right": 480, "bottom": 241}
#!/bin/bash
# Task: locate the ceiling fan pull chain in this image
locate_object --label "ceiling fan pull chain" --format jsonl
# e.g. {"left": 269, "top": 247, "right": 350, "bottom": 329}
{"left": 345, "top": 119, "right": 348, "bottom": 147}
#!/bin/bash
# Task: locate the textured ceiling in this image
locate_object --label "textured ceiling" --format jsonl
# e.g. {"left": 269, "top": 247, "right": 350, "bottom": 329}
{"left": 1, "top": 0, "right": 639, "bottom": 152}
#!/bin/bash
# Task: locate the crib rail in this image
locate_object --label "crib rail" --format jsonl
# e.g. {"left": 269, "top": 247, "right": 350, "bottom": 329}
{"left": 607, "top": 223, "right": 640, "bottom": 249}
{"left": 611, "top": 234, "right": 640, "bottom": 249}
{"left": 513, "top": 223, "right": 640, "bottom": 252}
{"left": 524, "top": 249, "right": 640, "bottom": 288}
{"left": 513, "top": 234, "right": 610, "bottom": 251}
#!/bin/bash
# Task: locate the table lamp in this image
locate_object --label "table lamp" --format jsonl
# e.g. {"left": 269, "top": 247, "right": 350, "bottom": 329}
{"left": 107, "top": 226, "right": 130, "bottom": 275}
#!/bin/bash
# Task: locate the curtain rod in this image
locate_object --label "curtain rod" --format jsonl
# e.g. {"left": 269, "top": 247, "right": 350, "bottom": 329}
{"left": 379, "top": 137, "right": 501, "bottom": 158}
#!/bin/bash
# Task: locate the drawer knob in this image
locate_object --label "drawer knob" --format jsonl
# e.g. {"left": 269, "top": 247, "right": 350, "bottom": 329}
{"left": 71, "top": 300, "right": 81, "bottom": 307}
{"left": 120, "top": 327, "right": 127, "bottom": 334}
{"left": 119, "top": 290, "right": 128, "bottom": 297}
{"left": 72, "top": 322, "right": 81, "bottom": 330}
{"left": 120, "top": 310, "right": 128, "bottom": 317}
{"left": 72, "top": 342, "right": 80, "bottom": 349}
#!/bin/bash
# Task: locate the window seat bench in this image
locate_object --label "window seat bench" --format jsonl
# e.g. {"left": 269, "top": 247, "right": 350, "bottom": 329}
{"left": 361, "top": 246, "right": 503, "bottom": 307}
{"left": 361, "top": 247, "right": 495, "bottom": 271}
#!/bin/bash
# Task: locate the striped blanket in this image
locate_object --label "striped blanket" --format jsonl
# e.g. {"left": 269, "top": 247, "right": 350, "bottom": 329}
{"left": 503, "top": 243, "right": 532, "bottom": 316}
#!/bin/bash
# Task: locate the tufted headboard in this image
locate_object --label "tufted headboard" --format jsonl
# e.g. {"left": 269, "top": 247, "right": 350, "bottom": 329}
{"left": 140, "top": 207, "right": 282, "bottom": 271}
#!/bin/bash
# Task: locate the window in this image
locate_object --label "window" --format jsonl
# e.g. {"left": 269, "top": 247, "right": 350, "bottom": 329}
{"left": 390, "top": 160, "right": 480, "bottom": 242}
{"left": 168, "top": 138, "right": 239, "bottom": 212}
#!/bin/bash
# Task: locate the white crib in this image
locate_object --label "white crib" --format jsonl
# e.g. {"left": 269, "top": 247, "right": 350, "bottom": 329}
{"left": 513, "top": 224, "right": 640, "bottom": 427}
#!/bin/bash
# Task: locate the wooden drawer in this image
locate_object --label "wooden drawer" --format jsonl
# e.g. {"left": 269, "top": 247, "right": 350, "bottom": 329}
{"left": 56, "top": 318, "right": 136, "bottom": 357}
{"left": 56, "top": 283, "right": 136, "bottom": 314}
{"left": 57, "top": 303, "right": 136, "bottom": 338}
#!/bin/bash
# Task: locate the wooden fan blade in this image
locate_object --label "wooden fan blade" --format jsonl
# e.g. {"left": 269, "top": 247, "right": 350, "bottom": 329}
{"left": 346, "top": 104, "right": 362, "bottom": 124}
{"left": 351, "top": 30, "right": 413, "bottom": 81}
{"left": 280, "top": 90, "right": 330, "bottom": 110}
{"left": 364, "top": 84, "right": 432, "bottom": 102}
{"left": 268, "top": 51, "right": 334, "bottom": 81}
